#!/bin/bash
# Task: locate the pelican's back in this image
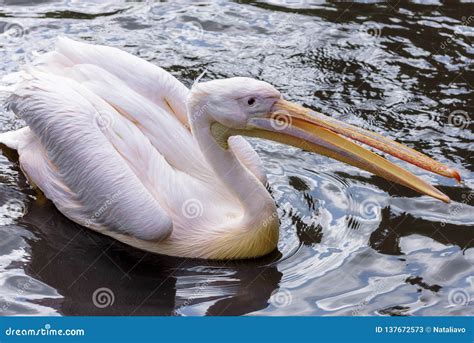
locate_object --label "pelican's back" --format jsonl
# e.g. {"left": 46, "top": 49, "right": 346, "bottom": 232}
{"left": 1, "top": 38, "right": 219, "bottom": 241}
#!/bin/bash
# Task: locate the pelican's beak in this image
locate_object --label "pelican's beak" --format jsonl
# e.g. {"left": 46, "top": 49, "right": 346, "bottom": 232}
{"left": 247, "top": 99, "right": 461, "bottom": 203}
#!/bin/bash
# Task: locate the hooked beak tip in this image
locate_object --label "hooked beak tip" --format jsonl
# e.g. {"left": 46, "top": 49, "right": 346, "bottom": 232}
{"left": 261, "top": 99, "right": 460, "bottom": 203}
{"left": 453, "top": 169, "right": 462, "bottom": 183}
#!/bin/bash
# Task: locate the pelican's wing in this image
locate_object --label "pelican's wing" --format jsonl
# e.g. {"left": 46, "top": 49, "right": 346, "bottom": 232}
{"left": 8, "top": 72, "right": 173, "bottom": 241}
{"left": 55, "top": 37, "right": 190, "bottom": 127}
{"left": 31, "top": 37, "right": 214, "bottom": 180}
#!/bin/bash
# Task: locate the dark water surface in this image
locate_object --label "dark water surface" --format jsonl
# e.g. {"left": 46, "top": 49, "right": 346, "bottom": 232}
{"left": 0, "top": 1, "right": 473, "bottom": 316}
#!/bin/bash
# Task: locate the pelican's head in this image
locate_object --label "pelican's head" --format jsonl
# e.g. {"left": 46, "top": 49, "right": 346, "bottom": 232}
{"left": 188, "top": 77, "right": 281, "bottom": 129}
{"left": 189, "top": 77, "right": 460, "bottom": 202}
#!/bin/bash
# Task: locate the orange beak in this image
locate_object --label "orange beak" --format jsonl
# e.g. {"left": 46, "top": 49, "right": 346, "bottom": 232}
{"left": 245, "top": 99, "right": 461, "bottom": 203}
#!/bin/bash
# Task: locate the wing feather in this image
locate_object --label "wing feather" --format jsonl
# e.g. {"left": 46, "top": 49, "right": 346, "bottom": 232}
{"left": 54, "top": 37, "right": 189, "bottom": 126}
{"left": 8, "top": 72, "right": 173, "bottom": 241}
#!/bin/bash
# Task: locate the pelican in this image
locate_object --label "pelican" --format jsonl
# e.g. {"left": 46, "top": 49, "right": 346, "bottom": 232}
{"left": 0, "top": 38, "right": 460, "bottom": 260}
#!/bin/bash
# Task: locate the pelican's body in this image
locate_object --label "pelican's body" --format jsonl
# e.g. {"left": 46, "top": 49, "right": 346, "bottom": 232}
{"left": 1, "top": 38, "right": 460, "bottom": 260}
{"left": 2, "top": 38, "right": 279, "bottom": 259}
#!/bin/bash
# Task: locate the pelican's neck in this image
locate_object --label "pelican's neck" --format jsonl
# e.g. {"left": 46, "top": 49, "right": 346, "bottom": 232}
{"left": 185, "top": 97, "right": 279, "bottom": 258}
{"left": 188, "top": 101, "right": 275, "bottom": 223}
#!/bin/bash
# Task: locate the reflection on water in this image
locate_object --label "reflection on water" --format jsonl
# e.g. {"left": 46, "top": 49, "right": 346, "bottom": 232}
{"left": 0, "top": 1, "right": 473, "bottom": 316}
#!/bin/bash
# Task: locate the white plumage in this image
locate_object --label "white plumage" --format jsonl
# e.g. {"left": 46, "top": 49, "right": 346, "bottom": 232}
{"left": 3, "top": 38, "right": 276, "bottom": 259}
{"left": 1, "top": 38, "right": 459, "bottom": 260}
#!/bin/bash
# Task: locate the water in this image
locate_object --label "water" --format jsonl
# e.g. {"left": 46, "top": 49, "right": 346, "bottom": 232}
{"left": 0, "top": 1, "right": 473, "bottom": 316}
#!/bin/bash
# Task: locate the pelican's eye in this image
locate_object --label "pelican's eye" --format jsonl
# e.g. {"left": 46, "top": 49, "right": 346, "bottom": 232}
{"left": 247, "top": 97, "right": 256, "bottom": 106}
